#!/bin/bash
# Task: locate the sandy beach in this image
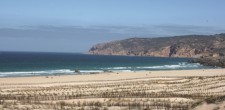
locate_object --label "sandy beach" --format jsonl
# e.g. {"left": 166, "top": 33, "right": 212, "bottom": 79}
{"left": 1, "top": 69, "right": 225, "bottom": 84}
{"left": 1, "top": 69, "right": 225, "bottom": 110}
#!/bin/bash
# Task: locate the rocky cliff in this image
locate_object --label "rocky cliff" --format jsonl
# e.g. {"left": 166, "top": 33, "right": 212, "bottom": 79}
{"left": 89, "top": 33, "right": 225, "bottom": 58}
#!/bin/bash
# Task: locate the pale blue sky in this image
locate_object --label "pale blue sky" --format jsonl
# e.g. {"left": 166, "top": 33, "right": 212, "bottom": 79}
{"left": 0, "top": 0, "right": 225, "bottom": 52}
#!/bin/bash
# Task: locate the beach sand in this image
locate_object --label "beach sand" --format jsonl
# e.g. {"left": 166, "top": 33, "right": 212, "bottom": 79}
{"left": 1, "top": 69, "right": 225, "bottom": 110}
{"left": 1, "top": 69, "right": 225, "bottom": 84}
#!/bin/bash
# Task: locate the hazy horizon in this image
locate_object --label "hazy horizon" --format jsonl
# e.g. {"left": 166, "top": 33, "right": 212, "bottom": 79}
{"left": 1, "top": 0, "right": 225, "bottom": 52}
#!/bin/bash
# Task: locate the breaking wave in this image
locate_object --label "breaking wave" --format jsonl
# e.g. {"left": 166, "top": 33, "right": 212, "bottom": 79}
{"left": 0, "top": 63, "right": 209, "bottom": 77}
{"left": 101, "top": 62, "right": 204, "bottom": 70}
{"left": 136, "top": 62, "right": 202, "bottom": 69}
{"left": 0, "top": 69, "right": 75, "bottom": 77}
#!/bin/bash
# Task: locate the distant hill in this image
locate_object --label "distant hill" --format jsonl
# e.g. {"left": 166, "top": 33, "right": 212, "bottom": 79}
{"left": 89, "top": 33, "right": 225, "bottom": 58}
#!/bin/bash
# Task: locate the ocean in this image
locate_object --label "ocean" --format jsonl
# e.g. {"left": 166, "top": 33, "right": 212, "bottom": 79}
{"left": 0, "top": 51, "right": 212, "bottom": 77}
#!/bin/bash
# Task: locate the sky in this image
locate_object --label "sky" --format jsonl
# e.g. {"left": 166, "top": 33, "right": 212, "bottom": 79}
{"left": 0, "top": 0, "right": 225, "bottom": 52}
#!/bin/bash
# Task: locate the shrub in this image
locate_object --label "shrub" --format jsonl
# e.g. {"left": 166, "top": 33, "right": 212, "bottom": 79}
{"left": 205, "top": 96, "right": 217, "bottom": 104}
{"left": 191, "top": 101, "right": 203, "bottom": 108}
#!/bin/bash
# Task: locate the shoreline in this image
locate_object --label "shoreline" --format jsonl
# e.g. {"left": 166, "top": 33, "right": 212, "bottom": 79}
{"left": 0, "top": 68, "right": 225, "bottom": 84}
{"left": 0, "top": 63, "right": 216, "bottom": 79}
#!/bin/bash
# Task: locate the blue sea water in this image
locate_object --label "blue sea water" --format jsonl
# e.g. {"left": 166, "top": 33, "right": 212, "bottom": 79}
{"left": 0, "top": 51, "right": 212, "bottom": 77}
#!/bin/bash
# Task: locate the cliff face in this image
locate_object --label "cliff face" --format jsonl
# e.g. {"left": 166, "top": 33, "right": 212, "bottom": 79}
{"left": 89, "top": 33, "right": 225, "bottom": 58}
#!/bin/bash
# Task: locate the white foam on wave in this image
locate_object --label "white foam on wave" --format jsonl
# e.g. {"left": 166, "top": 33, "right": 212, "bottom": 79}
{"left": 0, "top": 69, "right": 107, "bottom": 77}
{"left": 101, "top": 62, "right": 202, "bottom": 70}
{"left": 0, "top": 69, "right": 75, "bottom": 75}
{"left": 79, "top": 70, "right": 103, "bottom": 73}
{"left": 136, "top": 62, "right": 202, "bottom": 69}
{"left": 101, "top": 67, "right": 132, "bottom": 69}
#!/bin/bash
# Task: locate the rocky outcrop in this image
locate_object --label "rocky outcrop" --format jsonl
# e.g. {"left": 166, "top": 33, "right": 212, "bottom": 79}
{"left": 89, "top": 33, "right": 225, "bottom": 58}
{"left": 190, "top": 56, "right": 225, "bottom": 68}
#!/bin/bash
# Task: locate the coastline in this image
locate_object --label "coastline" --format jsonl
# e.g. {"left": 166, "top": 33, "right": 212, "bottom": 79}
{"left": 1, "top": 68, "right": 225, "bottom": 84}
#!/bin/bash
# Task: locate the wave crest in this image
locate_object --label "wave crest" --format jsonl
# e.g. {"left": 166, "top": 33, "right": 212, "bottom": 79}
{"left": 136, "top": 62, "right": 201, "bottom": 69}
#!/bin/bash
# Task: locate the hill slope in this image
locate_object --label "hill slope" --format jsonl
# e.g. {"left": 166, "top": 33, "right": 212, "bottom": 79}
{"left": 89, "top": 33, "right": 225, "bottom": 58}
